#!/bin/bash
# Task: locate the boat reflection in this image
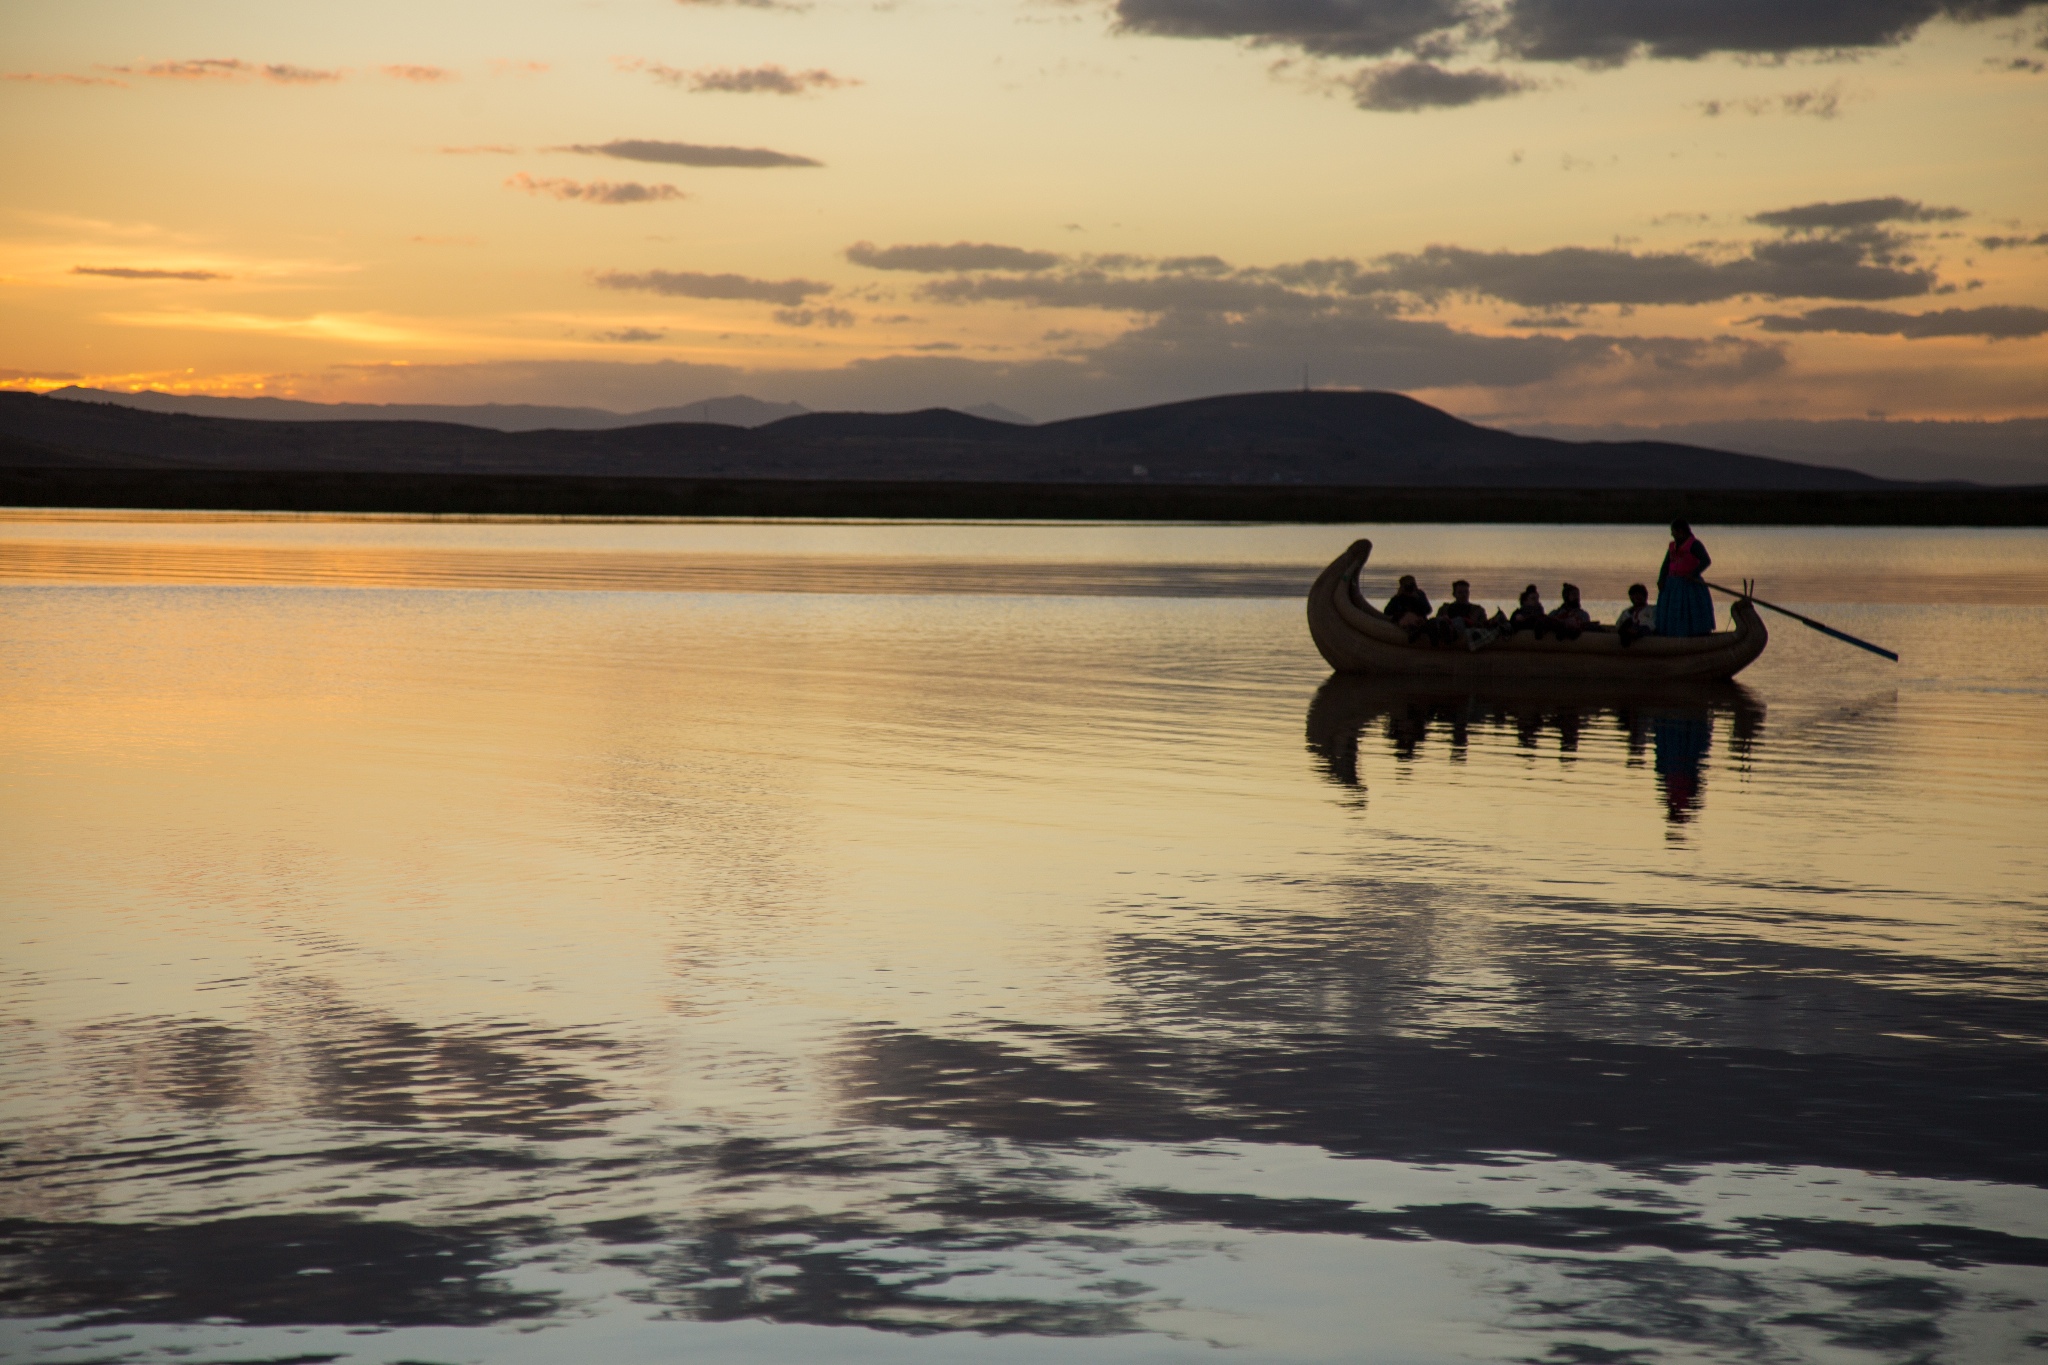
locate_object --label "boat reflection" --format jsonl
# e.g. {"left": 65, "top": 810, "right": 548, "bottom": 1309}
{"left": 1306, "top": 676, "right": 1765, "bottom": 822}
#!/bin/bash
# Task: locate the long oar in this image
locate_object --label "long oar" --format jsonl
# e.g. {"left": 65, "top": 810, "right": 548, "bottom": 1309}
{"left": 1703, "top": 579, "right": 1898, "bottom": 662}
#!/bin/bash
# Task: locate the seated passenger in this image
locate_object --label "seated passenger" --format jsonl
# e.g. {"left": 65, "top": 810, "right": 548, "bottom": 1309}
{"left": 1435, "top": 580, "right": 1487, "bottom": 625}
{"left": 1549, "top": 583, "right": 1591, "bottom": 638}
{"left": 1431, "top": 580, "right": 1489, "bottom": 645}
{"left": 1383, "top": 575, "right": 1431, "bottom": 631}
{"left": 1616, "top": 583, "right": 1655, "bottom": 646}
{"left": 1506, "top": 584, "right": 1548, "bottom": 635}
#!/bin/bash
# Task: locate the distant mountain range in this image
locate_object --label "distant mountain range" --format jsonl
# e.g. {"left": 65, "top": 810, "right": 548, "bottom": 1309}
{"left": 40, "top": 386, "right": 2046, "bottom": 483}
{"left": 1508, "top": 415, "right": 2048, "bottom": 487}
{"left": 40, "top": 387, "right": 809, "bottom": 431}
{"left": 1, "top": 388, "right": 1927, "bottom": 489}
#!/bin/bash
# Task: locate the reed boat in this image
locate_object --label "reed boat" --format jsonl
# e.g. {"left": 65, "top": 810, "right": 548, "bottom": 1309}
{"left": 1306, "top": 539, "right": 1767, "bottom": 681}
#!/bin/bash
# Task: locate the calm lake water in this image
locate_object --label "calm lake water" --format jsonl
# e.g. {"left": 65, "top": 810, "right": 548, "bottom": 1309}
{"left": 3, "top": 515, "right": 2046, "bottom": 1365}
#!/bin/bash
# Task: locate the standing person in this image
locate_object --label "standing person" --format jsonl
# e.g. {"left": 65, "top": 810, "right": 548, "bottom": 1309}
{"left": 1656, "top": 520, "right": 1715, "bottom": 637}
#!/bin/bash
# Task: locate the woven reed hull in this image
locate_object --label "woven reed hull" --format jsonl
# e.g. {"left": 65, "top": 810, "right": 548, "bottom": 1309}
{"left": 1306, "top": 539, "right": 1768, "bottom": 681}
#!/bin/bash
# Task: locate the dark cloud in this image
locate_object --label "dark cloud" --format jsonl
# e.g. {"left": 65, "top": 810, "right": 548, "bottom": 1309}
{"left": 506, "top": 174, "right": 687, "bottom": 204}
{"left": 774, "top": 306, "right": 856, "bottom": 327}
{"left": 1751, "top": 197, "right": 1967, "bottom": 230}
{"left": 557, "top": 139, "right": 822, "bottom": 168}
{"left": 72, "top": 266, "right": 229, "bottom": 281}
{"left": 262, "top": 63, "right": 343, "bottom": 84}
{"left": 596, "top": 328, "right": 668, "bottom": 343}
{"left": 1779, "top": 86, "right": 1842, "bottom": 116}
{"left": 919, "top": 268, "right": 1311, "bottom": 314}
{"left": 93, "top": 57, "right": 344, "bottom": 83}
{"left": 1748, "top": 305, "right": 2048, "bottom": 339}
{"left": 115, "top": 58, "right": 249, "bottom": 80}
{"left": 847, "top": 241, "right": 1062, "bottom": 272}
{"left": 1350, "top": 61, "right": 1529, "bottom": 110}
{"left": 1112, "top": 1, "right": 2048, "bottom": 107}
{"left": 1698, "top": 86, "right": 1841, "bottom": 119}
{"left": 681, "top": 65, "right": 850, "bottom": 94}
{"left": 383, "top": 64, "right": 456, "bottom": 82}
{"left": 1492, "top": 0, "right": 2044, "bottom": 63}
{"left": 1113, "top": 0, "right": 1469, "bottom": 59}
{"left": 909, "top": 230, "right": 1941, "bottom": 315}
{"left": 1352, "top": 238, "right": 1935, "bottom": 305}
{"left": 1979, "top": 232, "right": 2048, "bottom": 249}
{"left": 593, "top": 270, "right": 831, "bottom": 305}
{"left": 0, "top": 369, "right": 82, "bottom": 382}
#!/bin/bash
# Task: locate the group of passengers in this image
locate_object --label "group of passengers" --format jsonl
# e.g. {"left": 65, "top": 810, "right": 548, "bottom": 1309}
{"left": 1377, "top": 521, "right": 1713, "bottom": 648}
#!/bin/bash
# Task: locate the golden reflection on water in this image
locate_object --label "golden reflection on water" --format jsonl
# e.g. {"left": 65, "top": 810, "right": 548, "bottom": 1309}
{"left": 2, "top": 519, "right": 2047, "bottom": 1363}
{"left": 5, "top": 510, "right": 2048, "bottom": 603}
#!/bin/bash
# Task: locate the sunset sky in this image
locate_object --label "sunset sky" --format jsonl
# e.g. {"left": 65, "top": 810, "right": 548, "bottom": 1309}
{"left": 4, "top": 0, "right": 2046, "bottom": 422}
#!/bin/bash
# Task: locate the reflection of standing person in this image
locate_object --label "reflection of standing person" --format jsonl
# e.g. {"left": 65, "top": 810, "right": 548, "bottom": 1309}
{"left": 1656, "top": 520, "right": 1715, "bottom": 637}
{"left": 1653, "top": 713, "right": 1712, "bottom": 822}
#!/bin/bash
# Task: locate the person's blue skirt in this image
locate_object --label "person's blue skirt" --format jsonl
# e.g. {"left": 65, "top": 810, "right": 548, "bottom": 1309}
{"left": 1656, "top": 576, "right": 1715, "bottom": 636}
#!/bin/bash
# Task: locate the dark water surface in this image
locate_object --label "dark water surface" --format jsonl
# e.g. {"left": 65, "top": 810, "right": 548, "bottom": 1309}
{"left": 3, "top": 518, "right": 2045, "bottom": 1364}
